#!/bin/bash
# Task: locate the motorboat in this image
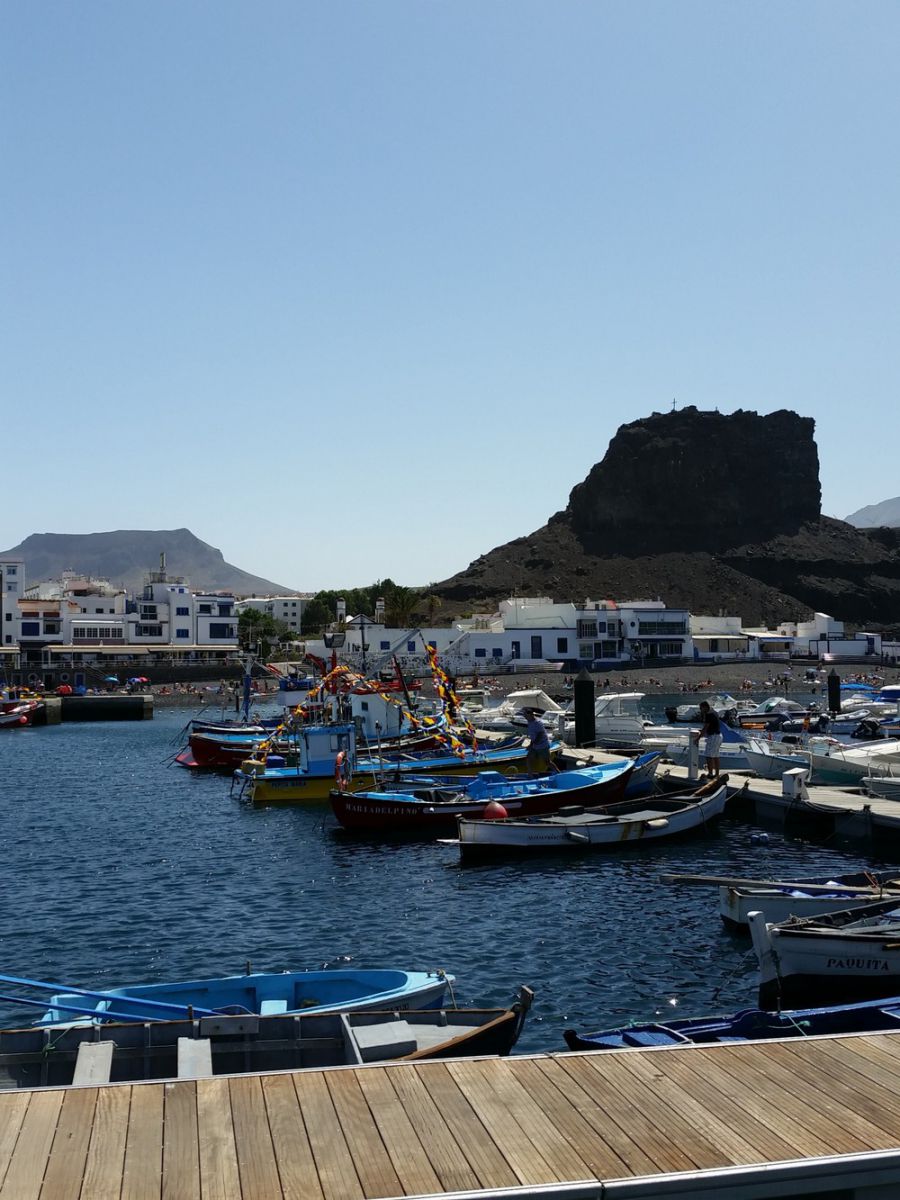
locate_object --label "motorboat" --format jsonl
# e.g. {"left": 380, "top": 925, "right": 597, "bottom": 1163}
{"left": 663, "top": 693, "right": 746, "bottom": 723}
{"left": 468, "top": 688, "right": 570, "bottom": 734}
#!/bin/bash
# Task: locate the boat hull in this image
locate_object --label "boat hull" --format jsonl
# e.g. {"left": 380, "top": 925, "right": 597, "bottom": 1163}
{"left": 40, "top": 968, "right": 452, "bottom": 1026}
{"left": 243, "top": 742, "right": 548, "bottom": 806}
{"left": 456, "top": 782, "right": 729, "bottom": 859}
{"left": 330, "top": 762, "right": 634, "bottom": 833}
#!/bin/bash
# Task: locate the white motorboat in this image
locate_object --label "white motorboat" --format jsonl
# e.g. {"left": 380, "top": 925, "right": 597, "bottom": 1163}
{"left": 664, "top": 693, "right": 747, "bottom": 723}
{"left": 453, "top": 777, "right": 729, "bottom": 859}
{"left": 806, "top": 739, "right": 900, "bottom": 785}
{"left": 749, "top": 898, "right": 900, "bottom": 1009}
{"left": 469, "top": 688, "right": 569, "bottom": 734}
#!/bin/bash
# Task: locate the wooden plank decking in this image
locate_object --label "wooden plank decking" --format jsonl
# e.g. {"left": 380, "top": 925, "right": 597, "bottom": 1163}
{"left": 4, "top": 1033, "right": 900, "bottom": 1198}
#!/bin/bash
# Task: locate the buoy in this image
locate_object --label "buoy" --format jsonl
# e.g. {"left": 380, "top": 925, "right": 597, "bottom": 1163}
{"left": 18, "top": 716, "right": 28, "bottom": 725}
{"left": 482, "top": 801, "right": 508, "bottom": 820}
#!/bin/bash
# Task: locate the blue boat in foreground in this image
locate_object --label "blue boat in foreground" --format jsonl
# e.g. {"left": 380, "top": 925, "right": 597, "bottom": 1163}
{"left": 562, "top": 992, "right": 900, "bottom": 1051}
{"left": 0, "top": 967, "right": 454, "bottom": 1027}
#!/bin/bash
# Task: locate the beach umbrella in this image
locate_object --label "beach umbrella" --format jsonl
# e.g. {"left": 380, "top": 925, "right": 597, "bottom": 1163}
{"left": 104, "top": 675, "right": 119, "bottom": 683}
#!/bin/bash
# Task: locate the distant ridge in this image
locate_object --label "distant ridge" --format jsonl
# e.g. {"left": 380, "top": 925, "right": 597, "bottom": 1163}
{"left": 0, "top": 529, "right": 295, "bottom": 595}
{"left": 845, "top": 497, "right": 900, "bottom": 529}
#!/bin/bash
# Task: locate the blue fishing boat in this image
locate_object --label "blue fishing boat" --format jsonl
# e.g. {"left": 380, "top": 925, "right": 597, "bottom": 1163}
{"left": 563, "top": 992, "right": 900, "bottom": 1051}
{"left": 0, "top": 967, "right": 453, "bottom": 1027}
{"left": 331, "top": 758, "right": 645, "bottom": 833}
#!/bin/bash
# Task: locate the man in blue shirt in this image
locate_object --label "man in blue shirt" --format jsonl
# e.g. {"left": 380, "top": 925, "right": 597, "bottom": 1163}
{"left": 525, "top": 709, "right": 551, "bottom": 776}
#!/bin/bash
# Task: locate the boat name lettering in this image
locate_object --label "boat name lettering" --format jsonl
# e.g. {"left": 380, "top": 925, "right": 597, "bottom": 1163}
{"left": 824, "top": 957, "right": 890, "bottom": 971}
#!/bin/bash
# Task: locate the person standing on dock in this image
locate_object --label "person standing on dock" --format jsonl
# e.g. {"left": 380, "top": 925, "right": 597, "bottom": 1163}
{"left": 696, "top": 700, "right": 722, "bottom": 779}
{"left": 524, "top": 709, "right": 551, "bottom": 776}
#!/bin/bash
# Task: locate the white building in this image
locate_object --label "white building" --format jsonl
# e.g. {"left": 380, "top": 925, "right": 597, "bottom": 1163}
{"left": 236, "top": 594, "right": 313, "bottom": 634}
{"left": 0, "top": 557, "right": 23, "bottom": 648}
{"left": 310, "top": 596, "right": 693, "bottom": 675}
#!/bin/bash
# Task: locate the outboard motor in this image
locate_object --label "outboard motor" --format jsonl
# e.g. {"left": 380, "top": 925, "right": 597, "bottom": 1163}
{"left": 852, "top": 718, "right": 883, "bottom": 741}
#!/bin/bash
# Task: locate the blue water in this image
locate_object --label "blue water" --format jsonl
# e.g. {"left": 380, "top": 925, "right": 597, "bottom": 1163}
{"left": 1, "top": 699, "right": 896, "bottom": 1053}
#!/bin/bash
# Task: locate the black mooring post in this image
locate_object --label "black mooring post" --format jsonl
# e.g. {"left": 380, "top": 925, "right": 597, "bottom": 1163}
{"left": 574, "top": 668, "right": 595, "bottom": 748}
{"left": 827, "top": 668, "right": 841, "bottom": 715}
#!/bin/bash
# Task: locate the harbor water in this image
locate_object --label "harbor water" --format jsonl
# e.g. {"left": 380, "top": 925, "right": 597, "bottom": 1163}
{"left": 1, "top": 698, "right": 896, "bottom": 1053}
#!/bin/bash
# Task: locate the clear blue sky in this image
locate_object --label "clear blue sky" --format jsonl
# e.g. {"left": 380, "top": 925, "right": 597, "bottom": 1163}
{"left": 3, "top": 2, "right": 898, "bottom": 591}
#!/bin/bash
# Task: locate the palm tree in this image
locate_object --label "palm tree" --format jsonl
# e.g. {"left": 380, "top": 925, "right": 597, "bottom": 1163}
{"left": 384, "top": 585, "right": 418, "bottom": 629}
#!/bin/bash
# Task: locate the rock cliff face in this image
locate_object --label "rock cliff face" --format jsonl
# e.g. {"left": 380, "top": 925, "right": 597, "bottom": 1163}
{"left": 436, "top": 407, "right": 900, "bottom": 628}
{"left": 562, "top": 407, "right": 821, "bottom": 554}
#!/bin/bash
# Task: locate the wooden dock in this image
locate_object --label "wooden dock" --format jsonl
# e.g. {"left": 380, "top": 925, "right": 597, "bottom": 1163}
{"left": 655, "top": 760, "right": 900, "bottom": 840}
{"left": 5, "top": 1033, "right": 900, "bottom": 1198}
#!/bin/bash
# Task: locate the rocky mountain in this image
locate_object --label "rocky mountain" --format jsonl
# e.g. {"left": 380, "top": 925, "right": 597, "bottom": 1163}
{"left": 435, "top": 407, "right": 900, "bottom": 629}
{"left": 845, "top": 497, "right": 900, "bottom": 529}
{"left": 1, "top": 529, "right": 294, "bottom": 596}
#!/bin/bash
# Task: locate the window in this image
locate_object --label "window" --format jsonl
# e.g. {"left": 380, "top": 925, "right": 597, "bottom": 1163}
{"left": 198, "top": 604, "right": 212, "bottom": 615}
{"left": 657, "top": 642, "right": 682, "bottom": 656}
{"left": 5, "top": 613, "right": 11, "bottom": 621}
{"left": 492, "top": 648, "right": 503, "bottom": 658}
{"left": 136, "top": 624, "right": 163, "bottom": 637}
{"left": 6, "top": 566, "right": 16, "bottom": 575}
{"left": 577, "top": 620, "right": 598, "bottom": 639}
{"left": 6, "top": 581, "right": 16, "bottom": 593}
{"left": 557, "top": 637, "right": 568, "bottom": 653}
{"left": 4, "top": 635, "right": 10, "bottom": 643}
{"left": 407, "top": 641, "right": 415, "bottom": 652}
{"left": 637, "top": 621, "right": 687, "bottom": 636}
{"left": 380, "top": 640, "right": 390, "bottom": 650}
{"left": 209, "top": 623, "right": 235, "bottom": 638}
{"left": 21, "top": 622, "right": 39, "bottom": 636}
{"left": 578, "top": 643, "right": 592, "bottom": 659}
{"left": 217, "top": 604, "right": 233, "bottom": 617}
{"left": 176, "top": 607, "right": 189, "bottom": 616}
{"left": 600, "top": 640, "right": 618, "bottom": 657}
{"left": 474, "top": 648, "right": 486, "bottom": 658}
{"left": 176, "top": 629, "right": 190, "bottom": 639}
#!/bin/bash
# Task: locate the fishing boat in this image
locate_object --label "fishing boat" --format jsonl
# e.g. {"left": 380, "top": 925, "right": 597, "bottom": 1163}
{"left": 0, "top": 696, "right": 42, "bottom": 728}
{"left": 0, "top": 989, "right": 533, "bottom": 1090}
{"left": 451, "top": 776, "right": 729, "bottom": 860}
{"left": 749, "top": 897, "right": 900, "bottom": 1008}
{"left": 236, "top": 727, "right": 555, "bottom": 806}
{"left": 330, "top": 759, "right": 640, "bottom": 833}
{"left": 660, "top": 869, "right": 900, "bottom": 931}
{"left": 562, "top": 991, "right": 900, "bottom": 1052}
{"left": 0, "top": 966, "right": 454, "bottom": 1028}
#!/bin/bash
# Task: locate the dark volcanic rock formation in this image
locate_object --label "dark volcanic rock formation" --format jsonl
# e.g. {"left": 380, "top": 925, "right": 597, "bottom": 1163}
{"left": 436, "top": 407, "right": 900, "bottom": 628}
{"left": 563, "top": 407, "right": 820, "bottom": 554}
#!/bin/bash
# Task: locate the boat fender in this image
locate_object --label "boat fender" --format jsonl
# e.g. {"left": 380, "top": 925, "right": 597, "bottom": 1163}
{"left": 334, "top": 750, "right": 352, "bottom": 792}
{"left": 482, "top": 801, "right": 508, "bottom": 820}
{"left": 566, "top": 829, "right": 590, "bottom": 843}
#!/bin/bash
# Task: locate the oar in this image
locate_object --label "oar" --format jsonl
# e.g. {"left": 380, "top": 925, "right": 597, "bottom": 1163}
{"left": 660, "top": 873, "right": 900, "bottom": 894}
{"left": 0, "top": 992, "right": 191, "bottom": 1025}
{"left": 0, "top": 971, "right": 218, "bottom": 1018}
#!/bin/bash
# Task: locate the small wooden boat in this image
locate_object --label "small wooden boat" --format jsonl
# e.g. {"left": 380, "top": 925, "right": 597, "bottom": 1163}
{"left": 0, "top": 967, "right": 453, "bottom": 1028}
{"left": 562, "top": 991, "right": 900, "bottom": 1051}
{"left": 0, "top": 988, "right": 534, "bottom": 1090}
{"left": 749, "top": 897, "right": 900, "bottom": 1009}
{"left": 452, "top": 776, "right": 729, "bottom": 860}
{"left": 330, "top": 760, "right": 637, "bottom": 833}
{"left": 661, "top": 869, "right": 900, "bottom": 931}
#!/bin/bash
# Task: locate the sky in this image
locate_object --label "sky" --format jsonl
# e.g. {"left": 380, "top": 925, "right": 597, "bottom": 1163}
{"left": 2, "top": 2, "right": 898, "bottom": 591}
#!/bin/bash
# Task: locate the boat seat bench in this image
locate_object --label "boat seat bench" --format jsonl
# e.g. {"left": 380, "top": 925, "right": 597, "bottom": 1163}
{"left": 260, "top": 999, "right": 290, "bottom": 1015}
{"left": 350, "top": 1019, "right": 418, "bottom": 1062}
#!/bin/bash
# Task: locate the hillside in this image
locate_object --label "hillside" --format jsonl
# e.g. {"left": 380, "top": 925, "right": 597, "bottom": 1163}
{"left": 434, "top": 408, "right": 900, "bottom": 629}
{"left": 0, "top": 529, "right": 294, "bottom": 595}
{"left": 845, "top": 497, "right": 900, "bottom": 529}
